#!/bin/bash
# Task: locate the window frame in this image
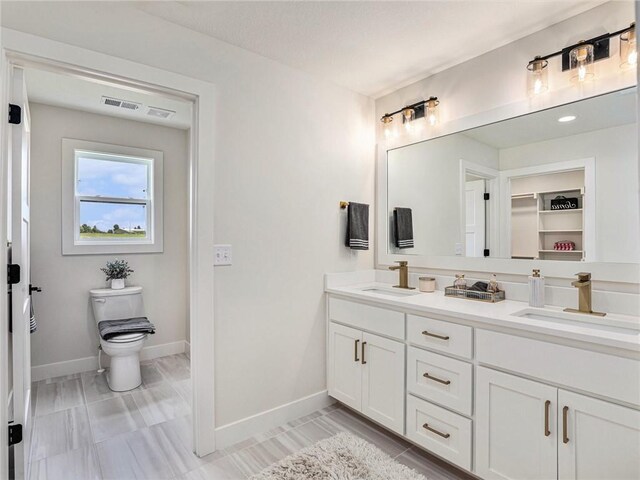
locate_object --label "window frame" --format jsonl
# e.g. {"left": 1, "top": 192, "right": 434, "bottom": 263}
{"left": 62, "top": 138, "right": 164, "bottom": 255}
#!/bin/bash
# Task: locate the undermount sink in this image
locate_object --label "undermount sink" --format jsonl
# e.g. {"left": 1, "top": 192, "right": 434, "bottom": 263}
{"left": 512, "top": 308, "right": 640, "bottom": 336}
{"left": 360, "top": 287, "right": 421, "bottom": 298}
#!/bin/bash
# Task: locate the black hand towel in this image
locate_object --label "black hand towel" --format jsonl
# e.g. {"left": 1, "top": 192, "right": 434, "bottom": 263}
{"left": 393, "top": 207, "right": 414, "bottom": 249}
{"left": 345, "top": 202, "right": 369, "bottom": 250}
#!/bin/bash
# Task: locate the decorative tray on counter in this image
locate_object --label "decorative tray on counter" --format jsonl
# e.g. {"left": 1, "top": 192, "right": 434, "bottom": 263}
{"left": 444, "top": 286, "right": 505, "bottom": 303}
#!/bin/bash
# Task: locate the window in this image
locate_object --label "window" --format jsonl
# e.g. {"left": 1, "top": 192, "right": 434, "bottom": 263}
{"left": 62, "top": 139, "right": 163, "bottom": 255}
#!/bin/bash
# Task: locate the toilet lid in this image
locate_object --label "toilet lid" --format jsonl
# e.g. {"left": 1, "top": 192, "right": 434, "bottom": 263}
{"left": 106, "top": 332, "right": 147, "bottom": 343}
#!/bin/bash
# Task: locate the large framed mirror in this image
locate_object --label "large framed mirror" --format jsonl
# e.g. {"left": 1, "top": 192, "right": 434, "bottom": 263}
{"left": 377, "top": 88, "right": 639, "bottom": 281}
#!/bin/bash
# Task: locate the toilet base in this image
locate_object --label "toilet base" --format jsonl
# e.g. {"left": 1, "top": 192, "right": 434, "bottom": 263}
{"left": 107, "top": 353, "right": 142, "bottom": 392}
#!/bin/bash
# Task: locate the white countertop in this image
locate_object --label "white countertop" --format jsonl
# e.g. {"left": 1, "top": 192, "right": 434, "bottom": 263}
{"left": 326, "top": 281, "right": 640, "bottom": 353}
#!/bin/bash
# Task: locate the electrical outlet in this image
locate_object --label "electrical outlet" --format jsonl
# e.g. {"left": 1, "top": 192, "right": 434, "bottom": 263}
{"left": 214, "top": 244, "right": 232, "bottom": 266}
{"left": 455, "top": 243, "right": 463, "bottom": 256}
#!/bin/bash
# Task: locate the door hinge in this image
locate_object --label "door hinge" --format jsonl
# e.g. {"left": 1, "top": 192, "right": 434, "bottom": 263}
{"left": 7, "top": 264, "right": 20, "bottom": 285}
{"left": 484, "top": 249, "right": 490, "bottom": 257}
{"left": 483, "top": 193, "right": 490, "bottom": 200}
{"left": 8, "top": 423, "right": 23, "bottom": 446}
{"left": 8, "top": 104, "right": 21, "bottom": 125}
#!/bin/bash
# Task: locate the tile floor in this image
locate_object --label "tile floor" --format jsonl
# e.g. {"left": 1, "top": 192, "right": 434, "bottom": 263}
{"left": 28, "top": 353, "right": 473, "bottom": 480}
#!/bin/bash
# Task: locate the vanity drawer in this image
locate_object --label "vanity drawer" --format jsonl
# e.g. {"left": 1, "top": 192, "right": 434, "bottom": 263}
{"left": 406, "top": 394, "right": 472, "bottom": 471}
{"left": 407, "top": 347, "right": 473, "bottom": 416}
{"left": 476, "top": 329, "right": 640, "bottom": 406}
{"left": 329, "top": 298, "right": 404, "bottom": 340}
{"left": 407, "top": 315, "right": 473, "bottom": 359}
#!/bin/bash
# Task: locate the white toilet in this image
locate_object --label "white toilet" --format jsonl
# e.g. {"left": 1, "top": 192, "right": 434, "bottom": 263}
{"left": 90, "top": 286, "right": 149, "bottom": 392}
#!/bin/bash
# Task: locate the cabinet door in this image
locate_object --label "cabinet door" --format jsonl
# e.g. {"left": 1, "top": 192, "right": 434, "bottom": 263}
{"left": 476, "top": 367, "right": 557, "bottom": 480}
{"left": 361, "top": 332, "right": 405, "bottom": 434}
{"left": 558, "top": 390, "right": 640, "bottom": 480}
{"left": 328, "top": 322, "right": 362, "bottom": 411}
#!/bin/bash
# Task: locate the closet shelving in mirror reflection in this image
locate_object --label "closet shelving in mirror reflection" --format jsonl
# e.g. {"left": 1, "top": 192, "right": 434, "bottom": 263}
{"left": 527, "top": 22, "right": 636, "bottom": 96}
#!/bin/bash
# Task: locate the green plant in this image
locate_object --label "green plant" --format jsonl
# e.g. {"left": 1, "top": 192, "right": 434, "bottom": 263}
{"left": 100, "top": 259, "right": 134, "bottom": 281}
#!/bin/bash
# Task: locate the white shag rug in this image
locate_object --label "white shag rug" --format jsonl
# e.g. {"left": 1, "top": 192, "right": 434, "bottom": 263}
{"left": 249, "top": 432, "right": 426, "bottom": 480}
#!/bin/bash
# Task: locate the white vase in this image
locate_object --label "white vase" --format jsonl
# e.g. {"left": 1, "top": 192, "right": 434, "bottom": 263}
{"left": 111, "top": 278, "right": 125, "bottom": 290}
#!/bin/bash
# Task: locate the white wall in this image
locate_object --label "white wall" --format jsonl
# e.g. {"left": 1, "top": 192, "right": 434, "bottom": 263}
{"left": 29, "top": 103, "right": 189, "bottom": 368}
{"left": 500, "top": 123, "right": 639, "bottom": 263}
{"left": 387, "top": 134, "right": 498, "bottom": 255}
{"left": 0, "top": 2, "right": 375, "bottom": 427}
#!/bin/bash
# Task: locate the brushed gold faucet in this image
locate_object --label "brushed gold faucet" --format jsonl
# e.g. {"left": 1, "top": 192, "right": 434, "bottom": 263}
{"left": 389, "top": 261, "right": 414, "bottom": 289}
{"left": 564, "top": 272, "right": 606, "bottom": 317}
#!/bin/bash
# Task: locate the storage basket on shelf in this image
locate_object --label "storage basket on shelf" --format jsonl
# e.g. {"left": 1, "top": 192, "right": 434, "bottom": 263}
{"left": 550, "top": 195, "right": 579, "bottom": 210}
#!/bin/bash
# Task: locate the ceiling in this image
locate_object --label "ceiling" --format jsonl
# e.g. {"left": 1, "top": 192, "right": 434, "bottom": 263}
{"left": 24, "top": 68, "right": 192, "bottom": 129}
{"left": 134, "top": 1, "right": 606, "bottom": 98}
{"left": 463, "top": 87, "right": 637, "bottom": 149}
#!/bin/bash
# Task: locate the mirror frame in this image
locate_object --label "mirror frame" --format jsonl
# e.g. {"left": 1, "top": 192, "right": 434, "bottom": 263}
{"left": 376, "top": 89, "right": 640, "bottom": 283}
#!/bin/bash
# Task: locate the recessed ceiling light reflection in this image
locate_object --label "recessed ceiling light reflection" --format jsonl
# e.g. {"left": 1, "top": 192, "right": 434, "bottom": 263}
{"left": 558, "top": 115, "right": 577, "bottom": 123}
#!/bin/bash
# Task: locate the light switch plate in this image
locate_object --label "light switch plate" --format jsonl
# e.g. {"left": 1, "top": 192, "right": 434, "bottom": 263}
{"left": 214, "top": 244, "right": 232, "bottom": 266}
{"left": 455, "top": 243, "right": 463, "bottom": 256}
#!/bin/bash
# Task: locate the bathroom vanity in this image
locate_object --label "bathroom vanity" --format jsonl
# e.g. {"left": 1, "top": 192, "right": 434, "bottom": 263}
{"left": 325, "top": 273, "right": 640, "bottom": 480}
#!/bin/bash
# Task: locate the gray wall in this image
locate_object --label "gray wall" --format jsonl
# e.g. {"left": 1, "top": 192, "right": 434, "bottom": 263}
{"left": 29, "top": 103, "right": 189, "bottom": 368}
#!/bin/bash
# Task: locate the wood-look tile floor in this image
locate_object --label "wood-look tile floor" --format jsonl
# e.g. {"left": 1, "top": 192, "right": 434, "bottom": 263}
{"left": 28, "top": 353, "right": 473, "bottom": 480}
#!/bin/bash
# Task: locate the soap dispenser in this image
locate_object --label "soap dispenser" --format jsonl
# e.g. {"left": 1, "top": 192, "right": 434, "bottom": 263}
{"left": 529, "top": 269, "right": 545, "bottom": 307}
{"left": 453, "top": 274, "right": 467, "bottom": 289}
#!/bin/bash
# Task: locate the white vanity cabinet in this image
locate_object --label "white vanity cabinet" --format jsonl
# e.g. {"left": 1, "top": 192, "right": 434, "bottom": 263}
{"left": 326, "top": 293, "right": 640, "bottom": 480}
{"left": 328, "top": 316, "right": 405, "bottom": 434}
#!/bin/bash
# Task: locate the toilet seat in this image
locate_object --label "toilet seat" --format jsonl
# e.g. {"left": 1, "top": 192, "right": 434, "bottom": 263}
{"left": 106, "top": 332, "right": 147, "bottom": 343}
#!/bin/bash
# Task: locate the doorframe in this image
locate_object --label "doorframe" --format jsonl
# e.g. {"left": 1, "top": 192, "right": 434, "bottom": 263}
{"left": 0, "top": 29, "right": 217, "bottom": 475}
{"left": 458, "top": 160, "right": 500, "bottom": 258}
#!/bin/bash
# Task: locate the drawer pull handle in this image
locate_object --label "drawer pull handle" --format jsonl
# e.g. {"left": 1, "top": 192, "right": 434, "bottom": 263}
{"left": 423, "top": 372, "right": 451, "bottom": 385}
{"left": 423, "top": 423, "right": 450, "bottom": 439}
{"left": 354, "top": 339, "right": 360, "bottom": 362}
{"left": 544, "top": 400, "right": 551, "bottom": 437}
{"left": 422, "top": 330, "right": 450, "bottom": 341}
{"left": 562, "top": 406, "right": 569, "bottom": 444}
{"left": 361, "top": 341, "right": 367, "bottom": 364}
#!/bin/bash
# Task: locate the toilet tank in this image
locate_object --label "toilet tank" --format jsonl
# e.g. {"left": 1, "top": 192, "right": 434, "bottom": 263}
{"left": 90, "top": 286, "right": 145, "bottom": 325}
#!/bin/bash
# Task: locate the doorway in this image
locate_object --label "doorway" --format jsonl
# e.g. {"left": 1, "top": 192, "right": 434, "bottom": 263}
{"left": 0, "top": 39, "right": 216, "bottom": 480}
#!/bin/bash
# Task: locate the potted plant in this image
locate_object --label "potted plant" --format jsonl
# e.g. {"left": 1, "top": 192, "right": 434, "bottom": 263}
{"left": 100, "top": 259, "right": 134, "bottom": 290}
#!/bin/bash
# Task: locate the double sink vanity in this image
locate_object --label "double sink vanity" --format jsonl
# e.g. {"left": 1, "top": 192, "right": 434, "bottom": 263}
{"left": 325, "top": 270, "right": 640, "bottom": 480}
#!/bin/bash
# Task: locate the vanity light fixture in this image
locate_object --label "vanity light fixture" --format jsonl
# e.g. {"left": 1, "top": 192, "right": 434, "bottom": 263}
{"left": 557, "top": 115, "right": 576, "bottom": 123}
{"left": 526, "top": 22, "right": 635, "bottom": 95}
{"left": 379, "top": 96, "right": 440, "bottom": 136}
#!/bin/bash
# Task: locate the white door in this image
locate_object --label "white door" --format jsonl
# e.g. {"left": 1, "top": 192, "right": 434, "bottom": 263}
{"left": 327, "top": 323, "right": 362, "bottom": 411}
{"left": 8, "top": 66, "right": 32, "bottom": 480}
{"left": 361, "top": 332, "right": 405, "bottom": 434}
{"left": 558, "top": 390, "right": 640, "bottom": 480}
{"left": 476, "top": 367, "right": 557, "bottom": 480}
{"left": 465, "top": 179, "right": 485, "bottom": 257}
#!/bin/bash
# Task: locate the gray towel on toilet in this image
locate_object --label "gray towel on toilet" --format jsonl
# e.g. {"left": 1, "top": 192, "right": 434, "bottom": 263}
{"left": 98, "top": 317, "right": 155, "bottom": 341}
{"left": 394, "top": 207, "right": 414, "bottom": 249}
{"left": 345, "top": 202, "right": 369, "bottom": 250}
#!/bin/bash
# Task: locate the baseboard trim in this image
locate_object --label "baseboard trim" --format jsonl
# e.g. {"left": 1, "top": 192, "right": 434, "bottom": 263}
{"left": 31, "top": 340, "right": 186, "bottom": 382}
{"left": 215, "top": 390, "right": 335, "bottom": 449}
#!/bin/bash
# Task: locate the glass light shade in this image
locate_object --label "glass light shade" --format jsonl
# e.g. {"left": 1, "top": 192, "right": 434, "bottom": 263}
{"left": 620, "top": 24, "right": 637, "bottom": 69}
{"left": 402, "top": 108, "right": 415, "bottom": 132}
{"left": 381, "top": 115, "right": 396, "bottom": 139}
{"left": 425, "top": 97, "right": 439, "bottom": 126}
{"left": 527, "top": 57, "right": 549, "bottom": 96}
{"left": 569, "top": 43, "right": 595, "bottom": 83}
